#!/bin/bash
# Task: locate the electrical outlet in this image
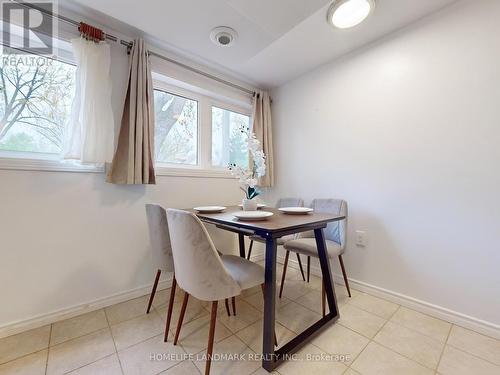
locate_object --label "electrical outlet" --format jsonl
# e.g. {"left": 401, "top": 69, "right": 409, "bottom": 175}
{"left": 355, "top": 230, "right": 367, "bottom": 247}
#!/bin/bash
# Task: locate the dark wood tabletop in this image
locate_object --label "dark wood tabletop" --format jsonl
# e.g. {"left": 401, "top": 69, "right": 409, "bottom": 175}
{"left": 191, "top": 206, "right": 345, "bottom": 236}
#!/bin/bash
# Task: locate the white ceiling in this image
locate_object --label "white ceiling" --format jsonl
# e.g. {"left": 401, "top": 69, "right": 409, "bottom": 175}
{"left": 67, "top": 0, "right": 459, "bottom": 88}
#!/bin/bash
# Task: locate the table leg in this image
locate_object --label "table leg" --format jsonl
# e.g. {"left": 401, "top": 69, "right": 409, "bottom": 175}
{"left": 262, "top": 237, "right": 277, "bottom": 371}
{"left": 238, "top": 233, "right": 246, "bottom": 258}
{"left": 314, "top": 228, "right": 338, "bottom": 316}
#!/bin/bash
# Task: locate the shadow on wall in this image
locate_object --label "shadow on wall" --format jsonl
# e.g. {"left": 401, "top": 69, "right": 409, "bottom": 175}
{"left": 31, "top": 255, "right": 150, "bottom": 323}
{"left": 248, "top": 202, "right": 424, "bottom": 299}
{"left": 92, "top": 175, "right": 147, "bottom": 207}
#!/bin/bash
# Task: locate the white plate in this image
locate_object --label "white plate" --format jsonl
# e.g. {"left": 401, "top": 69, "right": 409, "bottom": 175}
{"left": 278, "top": 207, "right": 314, "bottom": 215}
{"left": 233, "top": 211, "right": 274, "bottom": 221}
{"left": 238, "top": 203, "right": 267, "bottom": 209}
{"left": 193, "top": 206, "right": 226, "bottom": 213}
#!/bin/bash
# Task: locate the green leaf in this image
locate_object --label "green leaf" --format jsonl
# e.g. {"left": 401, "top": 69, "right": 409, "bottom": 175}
{"left": 248, "top": 187, "right": 260, "bottom": 200}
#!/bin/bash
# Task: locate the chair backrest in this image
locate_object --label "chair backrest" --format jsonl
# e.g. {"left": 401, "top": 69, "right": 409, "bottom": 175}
{"left": 145, "top": 204, "right": 174, "bottom": 273}
{"left": 277, "top": 198, "right": 304, "bottom": 208}
{"left": 166, "top": 209, "right": 241, "bottom": 301}
{"left": 311, "top": 199, "right": 348, "bottom": 249}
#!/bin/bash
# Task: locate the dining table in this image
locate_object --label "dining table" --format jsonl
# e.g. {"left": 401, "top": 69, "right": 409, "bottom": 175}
{"left": 192, "top": 205, "right": 345, "bottom": 372}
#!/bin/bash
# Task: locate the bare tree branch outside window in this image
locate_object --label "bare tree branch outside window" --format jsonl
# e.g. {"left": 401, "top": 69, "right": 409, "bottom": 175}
{"left": 0, "top": 52, "right": 75, "bottom": 154}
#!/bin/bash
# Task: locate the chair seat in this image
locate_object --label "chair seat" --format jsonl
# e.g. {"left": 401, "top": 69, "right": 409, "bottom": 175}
{"left": 284, "top": 238, "right": 342, "bottom": 258}
{"left": 221, "top": 255, "right": 264, "bottom": 290}
{"left": 250, "top": 234, "right": 295, "bottom": 245}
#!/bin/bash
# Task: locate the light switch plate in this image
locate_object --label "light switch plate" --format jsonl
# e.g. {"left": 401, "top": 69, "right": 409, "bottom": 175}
{"left": 355, "top": 230, "right": 367, "bottom": 247}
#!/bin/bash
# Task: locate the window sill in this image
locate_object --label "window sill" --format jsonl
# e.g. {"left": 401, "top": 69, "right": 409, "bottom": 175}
{"left": 154, "top": 166, "right": 236, "bottom": 179}
{"left": 0, "top": 156, "right": 236, "bottom": 179}
{"left": 0, "top": 156, "right": 105, "bottom": 173}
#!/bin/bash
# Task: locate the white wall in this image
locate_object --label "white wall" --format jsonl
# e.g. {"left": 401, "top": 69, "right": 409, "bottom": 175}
{"left": 0, "top": 9, "right": 247, "bottom": 335}
{"left": 269, "top": 0, "right": 500, "bottom": 329}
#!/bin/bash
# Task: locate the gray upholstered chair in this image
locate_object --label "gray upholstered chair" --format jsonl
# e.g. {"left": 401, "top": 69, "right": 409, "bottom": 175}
{"left": 283, "top": 199, "right": 350, "bottom": 315}
{"left": 246, "top": 198, "right": 307, "bottom": 280}
{"left": 145, "top": 204, "right": 178, "bottom": 342}
{"left": 166, "top": 208, "right": 275, "bottom": 375}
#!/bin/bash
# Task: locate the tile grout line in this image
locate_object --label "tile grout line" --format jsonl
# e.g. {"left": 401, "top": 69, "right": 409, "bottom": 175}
{"left": 41, "top": 323, "right": 111, "bottom": 352}
{"left": 343, "top": 295, "right": 400, "bottom": 321}
{"left": 44, "top": 323, "right": 52, "bottom": 375}
{"left": 103, "top": 308, "right": 125, "bottom": 375}
{"left": 6, "top": 285, "right": 499, "bottom": 374}
{"left": 60, "top": 353, "right": 116, "bottom": 375}
{"left": 277, "top": 288, "right": 383, "bottom": 371}
{"left": 155, "top": 359, "right": 201, "bottom": 375}
{"left": 189, "top": 332, "right": 258, "bottom": 373}
{"left": 46, "top": 311, "right": 111, "bottom": 348}
{"left": 55, "top": 309, "right": 123, "bottom": 375}
{"left": 0, "top": 348, "right": 49, "bottom": 368}
{"left": 280, "top": 283, "right": 458, "bottom": 371}
{"left": 0, "top": 327, "right": 53, "bottom": 373}
{"left": 348, "top": 305, "right": 401, "bottom": 372}
{"left": 445, "top": 337, "right": 500, "bottom": 368}
{"left": 374, "top": 318, "right": 455, "bottom": 370}
{"left": 434, "top": 323, "right": 453, "bottom": 375}
{"left": 383, "top": 317, "right": 450, "bottom": 344}
{"left": 372, "top": 335, "right": 439, "bottom": 372}
{"left": 378, "top": 307, "right": 453, "bottom": 345}
{"left": 106, "top": 293, "right": 173, "bottom": 327}
{"left": 368, "top": 305, "right": 453, "bottom": 372}
{"left": 107, "top": 309, "right": 174, "bottom": 353}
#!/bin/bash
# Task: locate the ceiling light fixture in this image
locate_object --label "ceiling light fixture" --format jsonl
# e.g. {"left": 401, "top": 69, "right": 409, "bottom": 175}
{"left": 210, "top": 26, "right": 238, "bottom": 47}
{"left": 327, "top": 0, "right": 375, "bottom": 29}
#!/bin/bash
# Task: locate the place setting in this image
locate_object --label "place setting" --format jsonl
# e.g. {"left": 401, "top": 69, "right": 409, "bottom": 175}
{"left": 193, "top": 206, "right": 227, "bottom": 213}
{"left": 278, "top": 207, "right": 314, "bottom": 215}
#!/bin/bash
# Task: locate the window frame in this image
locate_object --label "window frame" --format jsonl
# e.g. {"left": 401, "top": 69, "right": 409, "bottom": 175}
{"left": 153, "top": 79, "right": 252, "bottom": 179}
{"left": 0, "top": 33, "right": 104, "bottom": 173}
{"left": 153, "top": 85, "right": 201, "bottom": 169}
{"left": 209, "top": 100, "right": 252, "bottom": 171}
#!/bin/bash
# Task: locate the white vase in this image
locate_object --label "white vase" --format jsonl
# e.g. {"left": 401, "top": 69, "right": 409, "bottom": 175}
{"left": 242, "top": 198, "right": 258, "bottom": 211}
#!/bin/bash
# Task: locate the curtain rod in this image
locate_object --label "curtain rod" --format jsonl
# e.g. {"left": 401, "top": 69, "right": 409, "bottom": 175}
{"left": 13, "top": 0, "right": 256, "bottom": 96}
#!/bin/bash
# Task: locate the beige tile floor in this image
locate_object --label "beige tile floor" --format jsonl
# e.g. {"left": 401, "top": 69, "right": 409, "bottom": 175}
{"left": 1, "top": 264, "right": 500, "bottom": 375}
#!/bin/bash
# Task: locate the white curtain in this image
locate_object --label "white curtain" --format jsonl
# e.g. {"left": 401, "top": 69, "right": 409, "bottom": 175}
{"left": 63, "top": 38, "right": 114, "bottom": 164}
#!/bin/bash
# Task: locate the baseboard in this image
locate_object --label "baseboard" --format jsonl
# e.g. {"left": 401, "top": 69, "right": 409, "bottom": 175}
{"left": 0, "top": 277, "right": 173, "bottom": 339}
{"left": 3, "top": 256, "right": 500, "bottom": 341}
{"left": 282, "top": 255, "right": 500, "bottom": 340}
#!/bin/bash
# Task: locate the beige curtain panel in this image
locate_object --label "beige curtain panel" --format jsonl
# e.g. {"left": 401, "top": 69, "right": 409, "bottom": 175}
{"left": 107, "top": 39, "right": 156, "bottom": 184}
{"left": 252, "top": 91, "right": 274, "bottom": 187}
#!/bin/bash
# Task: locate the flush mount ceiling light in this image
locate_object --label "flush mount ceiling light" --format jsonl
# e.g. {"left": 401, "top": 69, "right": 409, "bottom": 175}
{"left": 327, "top": 0, "right": 375, "bottom": 29}
{"left": 210, "top": 26, "right": 238, "bottom": 47}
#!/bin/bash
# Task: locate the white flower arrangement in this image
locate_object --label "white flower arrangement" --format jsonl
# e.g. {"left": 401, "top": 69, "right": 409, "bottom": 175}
{"left": 228, "top": 130, "right": 266, "bottom": 200}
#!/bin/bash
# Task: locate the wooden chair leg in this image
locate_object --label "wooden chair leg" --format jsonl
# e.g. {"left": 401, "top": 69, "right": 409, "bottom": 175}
{"left": 225, "top": 299, "right": 231, "bottom": 317}
{"left": 338, "top": 255, "right": 352, "bottom": 297}
{"left": 321, "top": 278, "right": 326, "bottom": 317}
{"left": 173, "top": 291, "right": 189, "bottom": 345}
{"left": 146, "top": 269, "right": 161, "bottom": 314}
{"left": 231, "top": 296, "right": 236, "bottom": 316}
{"left": 296, "top": 254, "right": 306, "bottom": 281}
{"left": 306, "top": 256, "right": 311, "bottom": 283}
{"left": 205, "top": 301, "right": 218, "bottom": 375}
{"left": 164, "top": 275, "right": 177, "bottom": 342}
{"left": 260, "top": 284, "right": 278, "bottom": 347}
{"left": 279, "top": 250, "right": 290, "bottom": 298}
{"left": 246, "top": 240, "right": 254, "bottom": 260}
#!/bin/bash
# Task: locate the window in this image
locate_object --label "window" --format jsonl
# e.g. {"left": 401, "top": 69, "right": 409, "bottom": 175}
{"left": 152, "top": 78, "right": 252, "bottom": 177}
{"left": 153, "top": 90, "right": 198, "bottom": 165}
{"left": 0, "top": 51, "right": 76, "bottom": 156}
{"left": 211, "top": 106, "right": 250, "bottom": 169}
